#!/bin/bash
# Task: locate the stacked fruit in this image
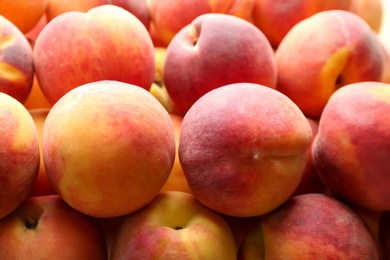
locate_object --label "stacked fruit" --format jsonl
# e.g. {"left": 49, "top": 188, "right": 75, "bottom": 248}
{"left": 0, "top": 0, "right": 389, "bottom": 259}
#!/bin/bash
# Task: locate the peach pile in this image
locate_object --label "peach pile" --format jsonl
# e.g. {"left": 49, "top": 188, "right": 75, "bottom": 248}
{"left": 0, "top": 0, "right": 390, "bottom": 259}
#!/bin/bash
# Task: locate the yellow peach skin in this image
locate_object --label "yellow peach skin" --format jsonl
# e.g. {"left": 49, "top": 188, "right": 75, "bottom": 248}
{"left": 42, "top": 80, "right": 176, "bottom": 218}
{"left": 276, "top": 10, "right": 384, "bottom": 119}
{"left": 0, "top": 93, "right": 40, "bottom": 219}
{"left": 110, "top": 191, "right": 237, "bottom": 259}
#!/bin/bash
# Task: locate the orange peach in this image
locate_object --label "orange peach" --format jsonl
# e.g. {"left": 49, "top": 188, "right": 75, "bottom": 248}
{"left": 28, "top": 109, "right": 56, "bottom": 197}
{"left": 163, "top": 13, "right": 277, "bottom": 114}
{"left": 252, "top": 0, "right": 352, "bottom": 48}
{"left": 0, "top": 195, "right": 107, "bottom": 259}
{"left": 0, "top": 93, "right": 40, "bottom": 219}
{"left": 147, "top": 0, "right": 255, "bottom": 46}
{"left": 312, "top": 81, "right": 390, "bottom": 212}
{"left": 160, "top": 114, "right": 192, "bottom": 194}
{"left": 0, "top": 15, "right": 34, "bottom": 104}
{"left": 276, "top": 10, "right": 384, "bottom": 119}
{"left": 179, "top": 83, "right": 312, "bottom": 217}
{"left": 42, "top": 80, "right": 176, "bottom": 218}
{"left": 34, "top": 4, "right": 155, "bottom": 105}
{"left": 0, "top": 0, "right": 48, "bottom": 34}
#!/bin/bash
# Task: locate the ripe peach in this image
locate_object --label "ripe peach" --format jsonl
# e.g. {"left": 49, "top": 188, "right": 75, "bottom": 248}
{"left": 110, "top": 191, "right": 237, "bottom": 259}
{"left": 148, "top": 0, "right": 255, "bottom": 46}
{"left": 179, "top": 83, "right": 312, "bottom": 217}
{"left": 252, "top": 0, "right": 352, "bottom": 48}
{"left": 42, "top": 80, "right": 175, "bottom": 218}
{"left": 0, "top": 0, "right": 48, "bottom": 33}
{"left": 239, "top": 194, "right": 380, "bottom": 259}
{"left": 34, "top": 4, "right": 155, "bottom": 105}
{"left": 163, "top": 13, "right": 277, "bottom": 114}
{"left": 0, "top": 93, "right": 40, "bottom": 219}
{"left": 276, "top": 10, "right": 384, "bottom": 119}
{"left": 312, "top": 81, "right": 390, "bottom": 212}
{"left": 0, "top": 195, "right": 107, "bottom": 259}
{"left": 28, "top": 109, "right": 56, "bottom": 197}
{"left": 0, "top": 15, "right": 34, "bottom": 104}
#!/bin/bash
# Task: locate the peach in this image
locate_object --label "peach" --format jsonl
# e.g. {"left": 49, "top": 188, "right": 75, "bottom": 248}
{"left": 0, "top": 15, "right": 34, "bottom": 104}
{"left": 291, "top": 117, "right": 326, "bottom": 197}
{"left": 163, "top": 13, "right": 277, "bottom": 114}
{"left": 179, "top": 83, "right": 312, "bottom": 217}
{"left": 0, "top": 93, "right": 40, "bottom": 219}
{"left": 238, "top": 193, "right": 380, "bottom": 259}
{"left": 0, "top": 0, "right": 48, "bottom": 34}
{"left": 34, "top": 4, "right": 155, "bottom": 105}
{"left": 0, "top": 195, "right": 107, "bottom": 259}
{"left": 110, "top": 191, "right": 237, "bottom": 259}
{"left": 147, "top": 0, "right": 255, "bottom": 46}
{"left": 42, "top": 80, "right": 176, "bottom": 218}
{"left": 160, "top": 114, "right": 192, "bottom": 194}
{"left": 275, "top": 10, "right": 385, "bottom": 119}
{"left": 28, "top": 109, "right": 56, "bottom": 197}
{"left": 312, "top": 81, "right": 390, "bottom": 212}
{"left": 252, "top": 0, "right": 352, "bottom": 49}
